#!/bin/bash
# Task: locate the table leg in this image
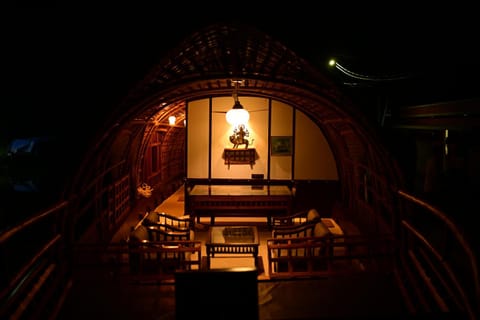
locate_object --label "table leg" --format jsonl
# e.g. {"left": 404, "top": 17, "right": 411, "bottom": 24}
{"left": 206, "top": 247, "right": 211, "bottom": 269}
{"left": 267, "top": 215, "right": 272, "bottom": 229}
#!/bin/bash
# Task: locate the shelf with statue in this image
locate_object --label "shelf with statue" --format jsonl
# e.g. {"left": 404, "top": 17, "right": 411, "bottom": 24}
{"left": 224, "top": 124, "right": 257, "bottom": 168}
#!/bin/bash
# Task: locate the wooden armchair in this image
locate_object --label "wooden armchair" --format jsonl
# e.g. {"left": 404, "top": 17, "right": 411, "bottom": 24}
{"left": 267, "top": 236, "right": 330, "bottom": 277}
{"left": 127, "top": 224, "right": 202, "bottom": 278}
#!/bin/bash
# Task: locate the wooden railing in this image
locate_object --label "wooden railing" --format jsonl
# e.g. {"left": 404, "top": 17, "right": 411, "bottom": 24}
{"left": 0, "top": 168, "right": 134, "bottom": 320}
{"left": 0, "top": 201, "right": 71, "bottom": 320}
{"left": 394, "top": 190, "right": 480, "bottom": 319}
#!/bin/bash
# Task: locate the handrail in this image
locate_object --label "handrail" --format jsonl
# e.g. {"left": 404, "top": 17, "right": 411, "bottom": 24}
{"left": 397, "top": 190, "right": 480, "bottom": 303}
{"left": 0, "top": 202, "right": 69, "bottom": 320}
{"left": 0, "top": 235, "right": 62, "bottom": 301}
{"left": 397, "top": 190, "right": 480, "bottom": 319}
{"left": 0, "top": 201, "right": 68, "bottom": 243}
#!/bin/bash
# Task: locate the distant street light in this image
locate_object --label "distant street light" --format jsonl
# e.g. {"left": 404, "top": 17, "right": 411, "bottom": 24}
{"left": 328, "top": 59, "right": 411, "bottom": 83}
{"left": 328, "top": 58, "right": 412, "bottom": 127}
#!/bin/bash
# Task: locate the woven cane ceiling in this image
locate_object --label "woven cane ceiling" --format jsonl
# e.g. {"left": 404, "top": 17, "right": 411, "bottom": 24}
{"left": 114, "top": 23, "right": 367, "bottom": 136}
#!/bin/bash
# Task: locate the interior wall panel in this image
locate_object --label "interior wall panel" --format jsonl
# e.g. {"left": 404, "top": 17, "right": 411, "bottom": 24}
{"left": 187, "top": 99, "right": 209, "bottom": 178}
{"left": 270, "top": 100, "right": 293, "bottom": 179}
{"left": 294, "top": 111, "right": 338, "bottom": 180}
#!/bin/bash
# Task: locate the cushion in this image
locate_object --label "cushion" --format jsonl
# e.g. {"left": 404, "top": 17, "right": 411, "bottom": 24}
{"left": 129, "top": 225, "right": 149, "bottom": 242}
{"left": 144, "top": 211, "right": 159, "bottom": 225}
{"left": 307, "top": 208, "right": 321, "bottom": 222}
{"left": 313, "top": 221, "right": 330, "bottom": 238}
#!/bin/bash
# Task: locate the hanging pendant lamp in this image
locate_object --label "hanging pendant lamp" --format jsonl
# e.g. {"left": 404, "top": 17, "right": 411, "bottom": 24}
{"left": 226, "top": 80, "right": 249, "bottom": 126}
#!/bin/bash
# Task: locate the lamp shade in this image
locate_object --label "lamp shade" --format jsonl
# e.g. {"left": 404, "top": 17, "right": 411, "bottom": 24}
{"left": 226, "top": 101, "right": 249, "bottom": 126}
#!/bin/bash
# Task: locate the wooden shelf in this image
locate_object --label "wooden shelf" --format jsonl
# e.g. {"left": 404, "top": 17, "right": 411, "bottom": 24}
{"left": 224, "top": 148, "right": 256, "bottom": 168}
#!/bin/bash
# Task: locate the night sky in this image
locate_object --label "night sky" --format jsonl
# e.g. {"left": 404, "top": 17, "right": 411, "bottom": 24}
{"left": 2, "top": 4, "right": 480, "bottom": 140}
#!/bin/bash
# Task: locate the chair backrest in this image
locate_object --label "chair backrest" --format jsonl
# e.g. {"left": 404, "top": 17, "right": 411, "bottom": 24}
{"left": 141, "top": 211, "right": 191, "bottom": 230}
{"left": 156, "top": 211, "right": 190, "bottom": 230}
{"left": 272, "top": 222, "right": 316, "bottom": 238}
{"left": 147, "top": 226, "right": 191, "bottom": 241}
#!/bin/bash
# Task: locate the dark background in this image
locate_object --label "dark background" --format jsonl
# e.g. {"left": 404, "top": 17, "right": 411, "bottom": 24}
{"left": 3, "top": 4, "right": 480, "bottom": 138}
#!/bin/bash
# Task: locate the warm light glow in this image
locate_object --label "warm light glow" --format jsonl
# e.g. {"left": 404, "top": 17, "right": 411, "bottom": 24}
{"left": 226, "top": 101, "right": 249, "bottom": 126}
{"left": 168, "top": 116, "right": 176, "bottom": 125}
{"left": 226, "top": 79, "right": 250, "bottom": 126}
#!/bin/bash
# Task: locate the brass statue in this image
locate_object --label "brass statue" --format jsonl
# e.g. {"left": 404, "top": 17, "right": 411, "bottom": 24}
{"left": 229, "top": 124, "right": 250, "bottom": 149}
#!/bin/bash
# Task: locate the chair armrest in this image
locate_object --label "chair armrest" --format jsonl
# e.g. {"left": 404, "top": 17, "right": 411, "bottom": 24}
{"left": 272, "top": 222, "right": 315, "bottom": 238}
{"left": 271, "top": 210, "right": 309, "bottom": 226}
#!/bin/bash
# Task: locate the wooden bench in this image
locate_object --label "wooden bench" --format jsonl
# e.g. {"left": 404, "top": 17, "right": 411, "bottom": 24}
{"left": 187, "top": 184, "right": 293, "bottom": 226}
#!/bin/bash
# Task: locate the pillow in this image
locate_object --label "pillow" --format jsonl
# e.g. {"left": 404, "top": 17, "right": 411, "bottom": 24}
{"left": 313, "top": 221, "right": 330, "bottom": 238}
{"left": 307, "top": 208, "right": 321, "bottom": 222}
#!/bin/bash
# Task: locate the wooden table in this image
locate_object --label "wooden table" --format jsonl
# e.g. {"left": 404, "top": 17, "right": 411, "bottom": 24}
{"left": 188, "top": 185, "right": 293, "bottom": 226}
{"left": 205, "top": 226, "right": 259, "bottom": 270}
